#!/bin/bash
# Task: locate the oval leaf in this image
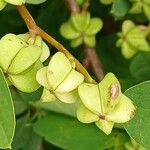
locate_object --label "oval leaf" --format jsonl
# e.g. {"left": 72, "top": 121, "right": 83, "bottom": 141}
{"left": 0, "top": 69, "right": 15, "bottom": 149}
{"left": 33, "top": 113, "right": 129, "bottom": 150}
{"left": 124, "top": 81, "right": 150, "bottom": 148}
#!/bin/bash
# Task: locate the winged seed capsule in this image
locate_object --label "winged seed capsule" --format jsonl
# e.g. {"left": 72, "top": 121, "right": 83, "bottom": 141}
{"left": 0, "top": 33, "right": 50, "bottom": 92}
{"left": 36, "top": 52, "right": 84, "bottom": 103}
{"left": 129, "top": 0, "right": 150, "bottom": 20}
{"left": 116, "top": 20, "right": 150, "bottom": 59}
{"left": 77, "top": 73, "right": 135, "bottom": 135}
{"left": 60, "top": 12, "right": 103, "bottom": 48}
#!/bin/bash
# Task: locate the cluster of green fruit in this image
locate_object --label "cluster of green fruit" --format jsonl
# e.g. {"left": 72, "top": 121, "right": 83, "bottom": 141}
{"left": 36, "top": 52, "right": 135, "bottom": 135}
{"left": 60, "top": 12, "right": 103, "bottom": 48}
{"left": 116, "top": 20, "right": 150, "bottom": 59}
{"left": 0, "top": 32, "right": 135, "bottom": 134}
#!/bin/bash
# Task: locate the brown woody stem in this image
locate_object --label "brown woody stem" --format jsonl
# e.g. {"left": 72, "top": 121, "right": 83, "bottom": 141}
{"left": 84, "top": 46, "right": 105, "bottom": 81}
{"left": 63, "top": 0, "right": 104, "bottom": 81}
{"left": 82, "top": 0, "right": 90, "bottom": 12}
{"left": 64, "top": 0, "right": 80, "bottom": 13}
{"left": 17, "top": 5, "right": 96, "bottom": 84}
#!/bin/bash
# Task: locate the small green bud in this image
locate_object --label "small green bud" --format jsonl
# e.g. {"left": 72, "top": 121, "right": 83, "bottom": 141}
{"left": 77, "top": 73, "right": 135, "bottom": 135}
{"left": 129, "top": 0, "right": 150, "bottom": 20}
{"left": 60, "top": 12, "right": 103, "bottom": 48}
{"left": 0, "top": 33, "right": 50, "bottom": 92}
{"left": 36, "top": 52, "right": 84, "bottom": 103}
{"left": 116, "top": 20, "right": 150, "bottom": 59}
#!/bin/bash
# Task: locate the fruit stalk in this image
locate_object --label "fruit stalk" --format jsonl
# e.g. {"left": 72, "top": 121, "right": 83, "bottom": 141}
{"left": 17, "top": 5, "right": 96, "bottom": 84}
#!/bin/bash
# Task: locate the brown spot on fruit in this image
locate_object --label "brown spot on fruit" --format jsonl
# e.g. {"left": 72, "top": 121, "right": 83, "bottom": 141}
{"left": 99, "top": 115, "right": 105, "bottom": 120}
{"left": 48, "top": 71, "right": 53, "bottom": 75}
{"left": 130, "top": 109, "right": 136, "bottom": 119}
{"left": 109, "top": 83, "right": 120, "bottom": 100}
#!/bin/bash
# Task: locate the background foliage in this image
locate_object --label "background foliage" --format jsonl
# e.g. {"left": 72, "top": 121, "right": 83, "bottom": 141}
{"left": 0, "top": 0, "right": 150, "bottom": 149}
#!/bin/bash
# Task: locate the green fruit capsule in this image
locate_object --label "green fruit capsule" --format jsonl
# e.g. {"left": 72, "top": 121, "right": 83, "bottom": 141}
{"left": 0, "top": 34, "right": 26, "bottom": 72}
{"left": 116, "top": 20, "right": 150, "bottom": 59}
{"left": 36, "top": 52, "right": 84, "bottom": 103}
{"left": 0, "top": 0, "right": 7, "bottom": 10}
{"left": 129, "top": 0, "right": 150, "bottom": 21}
{"left": 47, "top": 52, "right": 72, "bottom": 91}
{"left": 17, "top": 33, "right": 50, "bottom": 62}
{"left": 71, "top": 12, "right": 90, "bottom": 32}
{"left": 5, "top": 0, "right": 25, "bottom": 5}
{"left": 77, "top": 73, "right": 135, "bottom": 135}
{"left": 8, "top": 45, "right": 42, "bottom": 74}
{"left": 60, "top": 12, "right": 103, "bottom": 48}
{"left": 9, "top": 61, "right": 43, "bottom": 93}
{"left": 0, "top": 33, "right": 50, "bottom": 93}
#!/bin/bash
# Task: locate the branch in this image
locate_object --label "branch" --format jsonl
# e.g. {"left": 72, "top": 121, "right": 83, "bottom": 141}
{"left": 84, "top": 46, "right": 105, "bottom": 81}
{"left": 82, "top": 0, "right": 90, "bottom": 12}
{"left": 17, "top": 6, "right": 37, "bottom": 36}
{"left": 64, "top": 0, "right": 80, "bottom": 13}
{"left": 17, "top": 5, "right": 96, "bottom": 84}
{"left": 63, "top": 0, "right": 105, "bottom": 81}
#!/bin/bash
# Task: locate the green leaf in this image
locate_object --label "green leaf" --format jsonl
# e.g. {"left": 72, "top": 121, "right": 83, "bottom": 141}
{"left": 12, "top": 115, "right": 41, "bottom": 150}
{"left": 11, "top": 88, "right": 28, "bottom": 115}
{"left": 130, "top": 52, "right": 150, "bottom": 82}
{"left": 0, "top": 69, "right": 15, "bottom": 149}
{"left": 33, "top": 98, "right": 81, "bottom": 117}
{"left": 111, "top": 0, "right": 130, "bottom": 19}
{"left": 33, "top": 113, "right": 129, "bottom": 150}
{"left": 96, "top": 34, "right": 131, "bottom": 78}
{"left": 18, "top": 87, "right": 43, "bottom": 102}
{"left": 119, "top": 78, "right": 136, "bottom": 92}
{"left": 124, "top": 81, "right": 150, "bottom": 148}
